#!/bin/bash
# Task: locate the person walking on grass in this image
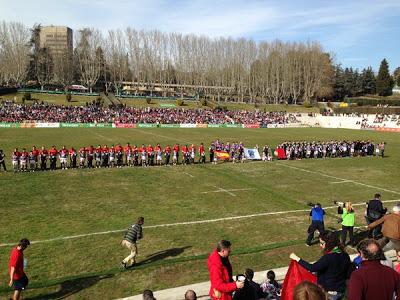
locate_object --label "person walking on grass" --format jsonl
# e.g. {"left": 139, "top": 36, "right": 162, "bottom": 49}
{"left": 9, "top": 238, "right": 30, "bottom": 300}
{"left": 121, "top": 217, "right": 144, "bottom": 269}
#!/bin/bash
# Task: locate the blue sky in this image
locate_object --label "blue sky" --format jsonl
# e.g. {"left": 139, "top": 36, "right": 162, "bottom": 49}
{"left": 1, "top": 0, "right": 399, "bottom": 72}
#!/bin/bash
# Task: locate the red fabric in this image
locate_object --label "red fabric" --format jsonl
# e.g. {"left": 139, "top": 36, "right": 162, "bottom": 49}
{"left": 49, "top": 148, "right": 58, "bottom": 156}
{"left": 31, "top": 149, "right": 39, "bottom": 157}
{"left": 281, "top": 260, "right": 317, "bottom": 300}
{"left": 9, "top": 247, "right": 24, "bottom": 280}
{"left": 164, "top": 146, "right": 171, "bottom": 153}
{"left": 207, "top": 250, "right": 237, "bottom": 300}
{"left": 276, "top": 148, "right": 286, "bottom": 160}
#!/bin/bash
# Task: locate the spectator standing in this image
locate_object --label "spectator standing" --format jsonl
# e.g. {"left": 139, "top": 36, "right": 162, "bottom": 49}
{"left": 368, "top": 204, "right": 400, "bottom": 251}
{"left": 348, "top": 239, "right": 400, "bottom": 300}
{"left": 290, "top": 231, "right": 351, "bottom": 300}
{"left": 8, "top": 238, "right": 30, "bottom": 300}
{"left": 207, "top": 240, "right": 244, "bottom": 300}
{"left": 337, "top": 201, "right": 355, "bottom": 246}
{"left": 121, "top": 217, "right": 144, "bottom": 269}
{"left": 365, "top": 193, "right": 386, "bottom": 238}
{"left": 306, "top": 203, "right": 325, "bottom": 246}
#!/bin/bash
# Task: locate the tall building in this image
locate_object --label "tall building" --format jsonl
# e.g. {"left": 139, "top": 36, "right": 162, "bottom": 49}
{"left": 39, "top": 26, "right": 73, "bottom": 55}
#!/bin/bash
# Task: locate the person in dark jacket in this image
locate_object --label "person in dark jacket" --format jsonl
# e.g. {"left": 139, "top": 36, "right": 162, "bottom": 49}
{"left": 348, "top": 239, "right": 400, "bottom": 300}
{"left": 365, "top": 193, "right": 387, "bottom": 238}
{"left": 121, "top": 216, "right": 144, "bottom": 268}
{"left": 244, "top": 268, "right": 264, "bottom": 299}
{"left": 306, "top": 203, "right": 325, "bottom": 246}
{"left": 290, "top": 231, "right": 351, "bottom": 300}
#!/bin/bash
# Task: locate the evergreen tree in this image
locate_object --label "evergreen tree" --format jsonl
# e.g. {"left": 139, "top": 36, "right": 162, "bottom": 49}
{"left": 376, "top": 59, "right": 394, "bottom": 96}
{"left": 333, "top": 65, "right": 346, "bottom": 100}
{"left": 361, "top": 67, "right": 376, "bottom": 95}
{"left": 394, "top": 67, "right": 400, "bottom": 87}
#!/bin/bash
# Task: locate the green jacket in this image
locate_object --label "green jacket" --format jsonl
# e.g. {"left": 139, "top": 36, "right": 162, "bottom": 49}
{"left": 341, "top": 208, "right": 355, "bottom": 227}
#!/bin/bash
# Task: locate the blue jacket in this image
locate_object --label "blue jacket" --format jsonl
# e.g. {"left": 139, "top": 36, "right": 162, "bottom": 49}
{"left": 311, "top": 206, "right": 325, "bottom": 222}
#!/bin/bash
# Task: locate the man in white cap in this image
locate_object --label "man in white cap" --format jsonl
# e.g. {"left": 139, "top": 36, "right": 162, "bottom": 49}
{"left": 368, "top": 204, "right": 400, "bottom": 251}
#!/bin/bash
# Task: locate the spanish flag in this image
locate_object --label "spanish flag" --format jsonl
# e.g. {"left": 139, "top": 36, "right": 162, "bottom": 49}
{"left": 215, "top": 150, "right": 230, "bottom": 161}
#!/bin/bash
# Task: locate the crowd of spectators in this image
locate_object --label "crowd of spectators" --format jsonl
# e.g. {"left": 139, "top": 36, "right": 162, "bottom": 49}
{"left": 0, "top": 102, "right": 298, "bottom": 125}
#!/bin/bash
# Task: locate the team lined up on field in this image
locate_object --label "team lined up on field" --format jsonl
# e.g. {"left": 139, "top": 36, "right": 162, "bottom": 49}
{"left": 8, "top": 141, "right": 273, "bottom": 172}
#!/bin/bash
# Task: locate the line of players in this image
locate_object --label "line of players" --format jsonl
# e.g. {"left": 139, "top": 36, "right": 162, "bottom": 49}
{"left": 8, "top": 142, "right": 273, "bottom": 172}
{"left": 277, "top": 140, "right": 386, "bottom": 160}
{"left": 10, "top": 143, "right": 211, "bottom": 172}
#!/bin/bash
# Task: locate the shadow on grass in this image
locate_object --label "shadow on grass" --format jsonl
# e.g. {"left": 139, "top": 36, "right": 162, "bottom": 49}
{"left": 134, "top": 246, "right": 192, "bottom": 267}
{"left": 25, "top": 274, "right": 114, "bottom": 300}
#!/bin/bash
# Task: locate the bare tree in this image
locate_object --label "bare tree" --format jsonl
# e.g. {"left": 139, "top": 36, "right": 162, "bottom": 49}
{"left": 75, "top": 28, "right": 103, "bottom": 93}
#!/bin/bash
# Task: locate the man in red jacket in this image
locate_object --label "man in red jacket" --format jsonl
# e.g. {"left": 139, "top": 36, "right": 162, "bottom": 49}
{"left": 207, "top": 240, "right": 244, "bottom": 300}
{"left": 348, "top": 239, "right": 400, "bottom": 300}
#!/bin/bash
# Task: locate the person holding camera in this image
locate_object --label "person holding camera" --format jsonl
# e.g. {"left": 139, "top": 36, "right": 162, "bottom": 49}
{"left": 306, "top": 203, "right": 325, "bottom": 246}
{"left": 365, "top": 193, "right": 387, "bottom": 238}
{"left": 336, "top": 201, "right": 355, "bottom": 246}
{"left": 121, "top": 217, "right": 144, "bottom": 269}
{"left": 207, "top": 240, "right": 244, "bottom": 300}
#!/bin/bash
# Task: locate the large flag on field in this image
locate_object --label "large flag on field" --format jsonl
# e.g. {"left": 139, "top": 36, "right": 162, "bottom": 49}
{"left": 244, "top": 148, "right": 261, "bottom": 160}
{"left": 215, "top": 150, "right": 230, "bottom": 160}
{"left": 281, "top": 260, "right": 317, "bottom": 300}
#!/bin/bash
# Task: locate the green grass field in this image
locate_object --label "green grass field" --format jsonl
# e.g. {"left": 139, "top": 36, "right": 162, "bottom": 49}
{"left": 0, "top": 128, "right": 399, "bottom": 299}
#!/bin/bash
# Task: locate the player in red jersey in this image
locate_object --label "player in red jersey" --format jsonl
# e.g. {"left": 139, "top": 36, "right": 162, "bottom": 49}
{"left": 139, "top": 144, "right": 147, "bottom": 167}
{"left": 181, "top": 145, "right": 189, "bottom": 165}
{"left": 94, "top": 145, "right": 102, "bottom": 168}
{"left": 189, "top": 144, "right": 196, "bottom": 164}
{"left": 12, "top": 148, "right": 21, "bottom": 172}
{"left": 173, "top": 143, "right": 180, "bottom": 165}
{"left": 146, "top": 144, "right": 154, "bottom": 166}
{"left": 164, "top": 145, "right": 171, "bottom": 165}
{"left": 31, "top": 146, "right": 39, "bottom": 170}
{"left": 69, "top": 147, "right": 77, "bottom": 168}
{"left": 124, "top": 143, "right": 132, "bottom": 166}
{"left": 199, "top": 143, "right": 206, "bottom": 164}
{"left": 155, "top": 144, "right": 162, "bottom": 165}
{"left": 79, "top": 147, "right": 86, "bottom": 168}
{"left": 132, "top": 145, "right": 139, "bottom": 166}
{"left": 59, "top": 146, "right": 69, "bottom": 169}
{"left": 102, "top": 145, "right": 109, "bottom": 167}
{"left": 8, "top": 238, "right": 30, "bottom": 300}
{"left": 19, "top": 148, "right": 28, "bottom": 172}
{"left": 39, "top": 146, "right": 48, "bottom": 171}
{"left": 87, "top": 145, "right": 94, "bottom": 168}
{"left": 49, "top": 146, "right": 58, "bottom": 171}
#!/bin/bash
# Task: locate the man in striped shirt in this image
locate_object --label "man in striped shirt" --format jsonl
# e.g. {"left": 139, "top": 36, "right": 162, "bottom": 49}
{"left": 121, "top": 217, "right": 144, "bottom": 269}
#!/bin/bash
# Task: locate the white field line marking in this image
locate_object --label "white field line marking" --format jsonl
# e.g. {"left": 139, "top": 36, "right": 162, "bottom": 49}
{"left": 1, "top": 199, "right": 398, "bottom": 248}
{"left": 330, "top": 180, "right": 352, "bottom": 184}
{"left": 278, "top": 163, "right": 400, "bottom": 195}
{"left": 200, "top": 186, "right": 256, "bottom": 197}
{"left": 183, "top": 171, "right": 194, "bottom": 178}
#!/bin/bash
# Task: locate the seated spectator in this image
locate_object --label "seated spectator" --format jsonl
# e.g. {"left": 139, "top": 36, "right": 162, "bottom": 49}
{"left": 143, "top": 289, "right": 156, "bottom": 300}
{"left": 293, "top": 281, "right": 328, "bottom": 300}
{"left": 244, "top": 268, "right": 264, "bottom": 299}
{"left": 260, "top": 270, "right": 281, "bottom": 299}
{"left": 290, "top": 231, "right": 351, "bottom": 300}
{"left": 184, "top": 289, "right": 197, "bottom": 300}
{"left": 232, "top": 274, "right": 257, "bottom": 300}
{"left": 348, "top": 239, "right": 400, "bottom": 300}
{"left": 396, "top": 251, "right": 400, "bottom": 274}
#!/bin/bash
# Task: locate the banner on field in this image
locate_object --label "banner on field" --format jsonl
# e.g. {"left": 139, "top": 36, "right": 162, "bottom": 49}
{"left": 375, "top": 127, "right": 400, "bottom": 132}
{"left": 268, "top": 123, "right": 285, "bottom": 128}
{"left": 88, "top": 123, "right": 113, "bottom": 128}
{"left": 160, "top": 124, "right": 180, "bottom": 128}
{"left": 20, "top": 123, "right": 36, "bottom": 128}
{"left": 113, "top": 123, "right": 136, "bottom": 128}
{"left": 243, "top": 124, "right": 260, "bottom": 128}
{"left": 35, "top": 122, "right": 60, "bottom": 128}
{"left": 137, "top": 123, "right": 158, "bottom": 128}
{"left": 208, "top": 124, "right": 222, "bottom": 128}
{"left": 180, "top": 124, "right": 197, "bottom": 128}
{"left": 243, "top": 148, "right": 261, "bottom": 160}
{"left": 196, "top": 124, "right": 208, "bottom": 128}
{"left": 60, "top": 123, "right": 81, "bottom": 128}
{"left": 215, "top": 150, "right": 230, "bottom": 160}
{"left": 0, "top": 122, "right": 20, "bottom": 128}
{"left": 225, "top": 124, "right": 241, "bottom": 128}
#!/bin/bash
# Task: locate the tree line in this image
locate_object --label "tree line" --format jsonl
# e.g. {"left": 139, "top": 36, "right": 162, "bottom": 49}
{"left": 0, "top": 21, "right": 399, "bottom": 103}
